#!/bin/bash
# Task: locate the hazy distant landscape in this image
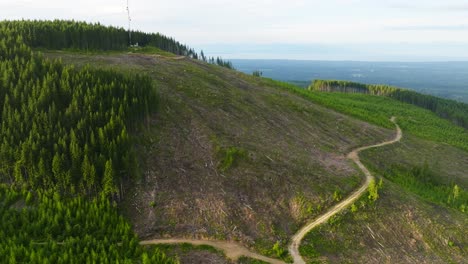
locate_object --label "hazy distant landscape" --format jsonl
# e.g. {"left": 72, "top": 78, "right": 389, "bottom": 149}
{"left": 232, "top": 59, "right": 468, "bottom": 102}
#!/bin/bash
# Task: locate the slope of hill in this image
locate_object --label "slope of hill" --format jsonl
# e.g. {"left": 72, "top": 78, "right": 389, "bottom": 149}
{"left": 299, "top": 136, "right": 467, "bottom": 263}
{"left": 48, "top": 50, "right": 467, "bottom": 263}
{"left": 46, "top": 51, "right": 395, "bottom": 258}
{"left": 255, "top": 80, "right": 467, "bottom": 263}
{"left": 1, "top": 20, "right": 466, "bottom": 263}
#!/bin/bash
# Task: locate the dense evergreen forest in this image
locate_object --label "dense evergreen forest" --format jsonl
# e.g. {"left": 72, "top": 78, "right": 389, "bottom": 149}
{"left": 0, "top": 20, "right": 234, "bottom": 69}
{"left": 0, "top": 185, "right": 177, "bottom": 263}
{"left": 0, "top": 22, "right": 181, "bottom": 262}
{"left": 0, "top": 20, "right": 194, "bottom": 56}
{"left": 0, "top": 31, "right": 156, "bottom": 197}
{"left": 310, "top": 80, "right": 468, "bottom": 129}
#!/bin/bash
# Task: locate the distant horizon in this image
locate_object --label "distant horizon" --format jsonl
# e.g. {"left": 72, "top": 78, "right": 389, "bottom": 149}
{"left": 3, "top": 0, "right": 468, "bottom": 62}
{"left": 196, "top": 42, "right": 468, "bottom": 62}
{"left": 229, "top": 58, "right": 468, "bottom": 63}
{"left": 230, "top": 59, "right": 468, "bottom": 103}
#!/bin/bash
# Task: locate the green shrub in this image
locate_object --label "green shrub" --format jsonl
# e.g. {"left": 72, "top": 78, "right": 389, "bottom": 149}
{"left": 217, "top": 147, "right": 247, "bottom": 172}
{"left": 384, "top": 165, "right": 467, "bottom": 213}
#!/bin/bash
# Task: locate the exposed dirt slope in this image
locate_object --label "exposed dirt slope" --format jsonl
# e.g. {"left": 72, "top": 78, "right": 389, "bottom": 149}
{"left": 48, "top": 52, "right": 394, "bottom": 255}
{"left": 139, "top": 118, "right": 401, "bottom": 264}
{"left": 47, "top": 52, "right": 467, "bottom": 263}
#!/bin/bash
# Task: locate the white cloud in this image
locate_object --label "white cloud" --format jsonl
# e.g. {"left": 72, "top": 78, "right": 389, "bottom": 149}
{"left": 1, "top": 0, "right": 467, "bottom": 59}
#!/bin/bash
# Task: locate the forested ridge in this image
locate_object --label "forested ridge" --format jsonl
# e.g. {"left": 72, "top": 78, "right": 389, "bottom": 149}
{"left": 0, "top": 32, "right": 156, "bottom": 197}
{"left": 311, "top": 80, "right": 468, "bottom": 129}
{"left": 0, "top": 20, "right": 234, "bottom": 69}
{"left": 0, "top": 22, "right": 180, "bottom": 262}
{"left": 0, "top": 20, "right": 194, "bottom": 56}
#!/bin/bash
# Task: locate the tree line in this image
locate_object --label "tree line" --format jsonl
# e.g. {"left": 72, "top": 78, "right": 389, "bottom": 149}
{"left": 0, "top": 19, "right": 234, "bottom": 69}
{"left": 0, "top": 20, "right": 193, "bottom": 56}
{"left": 0, "top": 27, "right": 156, "bottom": 198}
{"left": 0, "top": 21, "right": 180, "bottom": 263}
{"left": 310, "top": 80, "right": 468, "bottom": 129}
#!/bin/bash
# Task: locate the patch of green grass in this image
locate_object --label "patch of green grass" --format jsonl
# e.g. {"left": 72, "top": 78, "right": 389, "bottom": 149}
{"left": 217, "top": 146, "right": 248, "bottom": 172}
{"left": 383, "top": 165, "right": 467, "bottom": 213}
{"left": 251, "top": 238, "right": 293, "bottom": 263}
{"left": 35, "top": 48, "right": 125, "bottom": 55}
{"left": 36, "top": 45, "right": 178, "bottom": 57}
{"left": 300, "top": 225, "right": 345, "bottom": 259}
{"left": 151, "top": 243, "right": 223, "bottom": 255}
{"left": 128, "top": 46, "right": 177, "bottom": 57}
{"left": 237, "top": 256, "right": 270, "bottom": 264}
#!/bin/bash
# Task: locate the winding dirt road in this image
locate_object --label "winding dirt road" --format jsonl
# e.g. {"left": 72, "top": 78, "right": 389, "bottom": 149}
{"left": 140, "top": 239, "right": 285, "bottom": 264}
{"left": 140, "top": 117, "right": 402, "bottom": 264}
{"left": 288, "top": 117, "right": 402, "bottom": 264}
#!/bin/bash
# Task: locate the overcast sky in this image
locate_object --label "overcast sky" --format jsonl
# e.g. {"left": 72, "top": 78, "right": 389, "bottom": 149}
{"left": 2, "top": 0, "right": 468, "bottom": 61}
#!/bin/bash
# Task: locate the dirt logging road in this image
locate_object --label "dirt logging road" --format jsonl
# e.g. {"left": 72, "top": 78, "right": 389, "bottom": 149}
{"left": 288, "top": 117, "right": 402, "bottom": 264}
{"left": 140, "top": 239, "right": 286, "bottom": 264}
{"left": 140, "top": 117, "right": 402, "bottom": 264}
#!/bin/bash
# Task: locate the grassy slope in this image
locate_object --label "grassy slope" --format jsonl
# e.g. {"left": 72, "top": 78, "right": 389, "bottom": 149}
{"left": 300, "top": 181, "right": 467, "bottom": 263}
{"left": 261, "top": 84, "right": 468, "bottom": 152}
{"left": 45, "top": 52, "right": 393, "bottom": 257}
{"left": 300, "top": 135, "right": 467, "bottom": 263}
{"left": 45, "top": 52, "right": 467, "bottom": 263}
{"left": 281, "top": 89, "right": 467, "bottom": 262}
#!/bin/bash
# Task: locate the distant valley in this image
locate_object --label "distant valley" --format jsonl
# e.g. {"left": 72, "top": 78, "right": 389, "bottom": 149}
{"left": 232, "top": 59, "right": 468, "bottom": 103}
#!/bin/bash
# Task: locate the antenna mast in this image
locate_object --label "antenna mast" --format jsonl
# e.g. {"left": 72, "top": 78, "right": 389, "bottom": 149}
{"left": 126, "top": 0, "right": 132, "bottom": 46}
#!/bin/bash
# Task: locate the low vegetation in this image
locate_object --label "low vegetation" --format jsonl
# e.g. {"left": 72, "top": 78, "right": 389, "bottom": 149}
{"left": 237, "top": 256, "right": 269, "bottom": 264}
{"left": 258, "top": 78, "right": 468, "bottom": 152}
{"left": 299, "top": 180, "right": 467, "bottom": 263}
{"left": 256, "top": 77, "right": 468, "bottom": 262}
{"left": 383, "top": 164, "right": 467, "bottom": 213}
{"left": 299, "top": 180, "right": 384, "bottom": 262}
{"left": 311, "top": 79, "right": 468, "bottom": 129}
{"left": 149, "top": 244, "right": 228, "bottom": 264}
{"left": 217, "top": 146, "right": 248, "bottom": 172}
